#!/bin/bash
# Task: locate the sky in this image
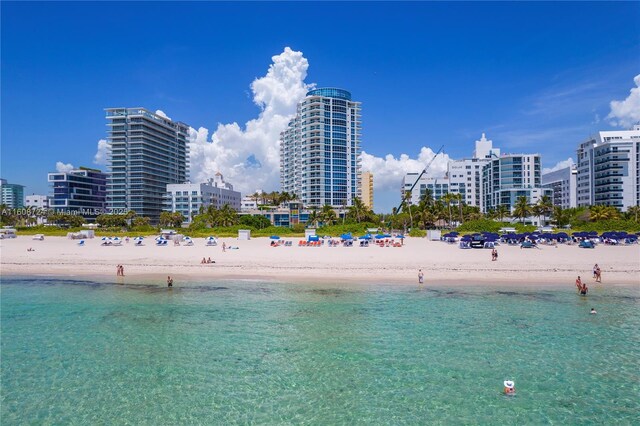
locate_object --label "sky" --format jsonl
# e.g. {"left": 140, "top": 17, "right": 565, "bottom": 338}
{"left": 2, "top": 1, "right": 639, "bottom": 212}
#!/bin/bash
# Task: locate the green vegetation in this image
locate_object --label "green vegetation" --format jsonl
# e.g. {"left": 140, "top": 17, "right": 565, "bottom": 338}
{"left": 4, "top": 192, "right": 640, "bottom": 238}
{"left": 408, "top": 228, "right": 426, "bottom": 237}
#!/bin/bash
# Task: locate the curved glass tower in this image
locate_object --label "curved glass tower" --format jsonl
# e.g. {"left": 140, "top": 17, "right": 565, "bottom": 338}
{"left": 280, "top": 88, "right": 362, "bottom": 208}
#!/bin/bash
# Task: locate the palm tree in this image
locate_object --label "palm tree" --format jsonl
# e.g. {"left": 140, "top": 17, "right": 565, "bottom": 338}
{"left": 626, "top": 205, "right": 640, "bottom": 223}
{"left": 513, "top": 196, "right": 531, "bottom": 224}
{"left": 531, "top": 204, "right": 545, "bottom": 226}
{"left": 495, "top": 205, "right": 510, "bottom": 222}
{"left": 348, "top": 197, "right": 370, "bottom": 223}
{"left": 539, "top": 195, "right": 553, "bottom": 225}
{"left": 401, "top": 190, "right": 414, "bottom": 229}
{"left": 589, "top": 205, "right": 620, "bottom": 221}
{"left": 455, "top": 193, "right": 464, "bottom": 224}
{"left": 442, "top": 193, "right": 455, "bottom": 228}
{"left": 307, "top": 208, "right": 320, "bottom": 228}
{"left": 552, "top": 206, "right": 571, "bottom": 228}
{"left": 419, "top": 188, "right": 434, "bottom": 208}
{"left": 217, "top": 204, "right": 238, "bottom": 227}
{"left": 320, "top": 204, "right": 336, "bottom": 226}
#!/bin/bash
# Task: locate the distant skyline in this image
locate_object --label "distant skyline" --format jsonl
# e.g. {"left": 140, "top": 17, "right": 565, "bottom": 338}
{"left": 2, "top": 1, "right": 639, "bottom": 212}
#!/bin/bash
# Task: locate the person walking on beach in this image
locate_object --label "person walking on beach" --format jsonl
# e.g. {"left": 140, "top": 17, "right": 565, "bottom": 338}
{"left": 595, "top": 266, "right": 602, "bottom": 283}
{"left": 418, "top": 269, "right": 424, "bottom": 284}
{"left": 592, "top": 264, "right": 598, "bottom": 279}
{"left": 222, "top": 242, "right": 226, "bottom": 252}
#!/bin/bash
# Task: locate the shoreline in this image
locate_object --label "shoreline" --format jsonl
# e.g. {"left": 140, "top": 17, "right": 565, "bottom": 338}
{"left": 1, "top": 236, "right": 639, "bottom": 287}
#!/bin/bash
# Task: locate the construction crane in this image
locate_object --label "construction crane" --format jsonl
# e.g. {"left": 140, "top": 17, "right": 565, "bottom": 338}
{"left": 395, "top": 145, "right": 445, "bottom": 214}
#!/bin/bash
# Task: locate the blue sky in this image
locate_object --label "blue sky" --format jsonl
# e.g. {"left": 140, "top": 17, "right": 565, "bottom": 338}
{"left": 2, "top": 1, "right": 639, "bottom": 212}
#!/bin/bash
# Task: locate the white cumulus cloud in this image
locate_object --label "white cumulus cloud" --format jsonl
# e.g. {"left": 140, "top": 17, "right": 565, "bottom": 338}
{"left": 188, "top": 47, "right": 314, "bottom": 192}
{"left": 542, "top": 158, "right": 575, "bottom": 175}
{"left": 93, "top": 139, "right": 108, "bottom": 166}
{"left": 361, "top": 147, "right": 450, "bottom": 191}
{"left": 607, "top": 74, "right": 640, "bottom": 128}
{"left": 55, "top": 162, "right": 75, "bottom": 173}
{"left": 155, "top": 110, "right": 171, "bottom": 120}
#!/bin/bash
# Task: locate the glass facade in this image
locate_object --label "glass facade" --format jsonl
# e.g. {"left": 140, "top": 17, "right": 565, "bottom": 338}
{"left": 280, "top": 88, "right": 362, "bottom": 208}
{"left": 482, "top": 154, "right": 551, "bottom": 213}
{"left": 106, "top": 108, "right": 189, "bottom": 222}
{"left": 0, "top": 179, "right": 25, "bottom": 209}
{"left": 47, "top": 168, "right": 107, "bottom": 220}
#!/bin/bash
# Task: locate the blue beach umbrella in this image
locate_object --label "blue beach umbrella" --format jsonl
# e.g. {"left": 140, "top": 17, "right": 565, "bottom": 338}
{"left": 270, "top": 235, "right": 281, "bottom": 240}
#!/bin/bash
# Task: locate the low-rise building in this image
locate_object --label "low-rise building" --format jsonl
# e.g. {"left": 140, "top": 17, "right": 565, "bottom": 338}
{"left": 47, "top": 167, "right": 107, "bottom": 220}
{"left": 166, "top": 173, "right": 241, "bottom": 223}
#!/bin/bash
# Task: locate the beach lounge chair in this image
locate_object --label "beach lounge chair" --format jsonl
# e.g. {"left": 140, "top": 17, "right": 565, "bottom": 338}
{"left": 135, "top": 240, "right": 144, "bottom": 246}
{"left": 78, "top": 240, "right": 85, "bottom": 246}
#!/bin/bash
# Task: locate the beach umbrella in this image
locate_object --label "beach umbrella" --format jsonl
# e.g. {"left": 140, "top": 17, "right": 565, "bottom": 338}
{"left": 134, "top": 236, "right": 144, "bottom": 241}
{"left": 206, "top": 236, "right": 215, "bottom": 240}
{"left": 155, "top": 236, "right": 164, "bottom": 241}
{"left": 375, "top": 235, "right": 386, "bottom": 239}
{"left": 270, "top": 235, "right": 281, "bottom": 240}
{"left": 340, "top": 233, "right": 352, "bottom": 240}
{"left": 101, "top": 237, "right": 108, "bottom": 241}
{"left": 395, "top": 234, "right": 404, "bottom": 239}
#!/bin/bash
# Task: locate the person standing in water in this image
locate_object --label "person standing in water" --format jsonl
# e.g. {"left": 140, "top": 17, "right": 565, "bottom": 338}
{"left": 167, "top": 276, "right": 173, "bottom": 288}
{"left": 418, "top": 269, "right": 424, "bottom": 284}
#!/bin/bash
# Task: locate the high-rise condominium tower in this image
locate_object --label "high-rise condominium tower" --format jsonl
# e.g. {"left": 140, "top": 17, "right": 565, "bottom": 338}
{"left": 105, "top": 108, "right": 189, "bottom": 222}
{"left": 280, "top": 88, "right": 361, "bottom": 208}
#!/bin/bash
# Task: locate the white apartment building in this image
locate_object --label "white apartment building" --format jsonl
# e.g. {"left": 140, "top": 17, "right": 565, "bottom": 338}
{"left": 402, "top": 133, "right": 500, "bottom": 208}
{"left": 541, "top": 166, "right": 577, "bottom": 209}
{"left": 25, "top": 195, "right": 51, "bottom": 209}
{"left": 166, "top": 173, "right": 241, "bottom": 223}
{"left": 576, "top": 125, "right": 640, "bottom": 211}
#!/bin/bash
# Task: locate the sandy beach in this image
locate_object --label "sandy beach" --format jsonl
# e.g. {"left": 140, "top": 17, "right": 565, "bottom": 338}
{"left": 1, "top": 235, "right": 638, "bottom": 287}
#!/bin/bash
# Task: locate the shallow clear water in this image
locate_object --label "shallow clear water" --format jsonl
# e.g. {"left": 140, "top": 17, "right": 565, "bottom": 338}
{"left": 1, "top": 277, "right": 639, "bottom": 424}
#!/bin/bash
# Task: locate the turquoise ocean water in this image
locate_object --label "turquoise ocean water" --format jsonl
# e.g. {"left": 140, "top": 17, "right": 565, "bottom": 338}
{"left": 1, "top": 277, "right": 639, "bottom": 424}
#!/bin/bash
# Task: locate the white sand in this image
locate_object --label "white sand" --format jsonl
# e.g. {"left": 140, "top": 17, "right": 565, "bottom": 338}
{"left": 1, "top": 236, "right": 638, "bottom": 287}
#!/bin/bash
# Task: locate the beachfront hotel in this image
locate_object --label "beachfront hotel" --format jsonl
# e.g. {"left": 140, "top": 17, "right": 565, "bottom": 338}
{"left": 0, "top": 178, "right": 25, "bottom": 208}
{"left": 105, "top": 108, "right": 190, "bottom": 223}
{"left": 166, "top": 172, "right": 241, "bottom": 224}
{"left": 280, "top": 88, "right": 362, "bottom": 208}
{"left": 542, "top": 165, "right": 577, "bottom": 209}
{"left": 47, "top": 167, "right": 107, "bottom": 220}
{"left": 576, "top": 125, "right": 640, "bottom": 211}
{"left": 482, "top": 153, "right": 552, "bottom": 213}
{"left": 403, "top": 134, "right": 500, "bottom": 208}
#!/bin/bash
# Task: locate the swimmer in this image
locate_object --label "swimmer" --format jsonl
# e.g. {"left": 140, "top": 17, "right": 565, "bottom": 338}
{"left": 590, "top": 308, "right": 597, "bottom": 314}
{"left": 580, "top": 283, "right": 588, "bottom": 296}
{"left": 503, "top": 380, "right": 515, "bottom": 395}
